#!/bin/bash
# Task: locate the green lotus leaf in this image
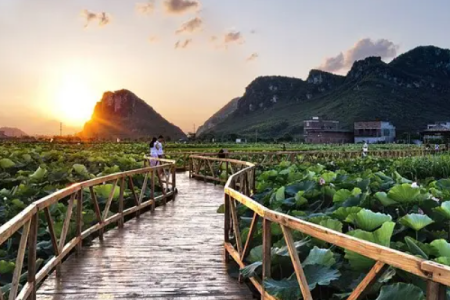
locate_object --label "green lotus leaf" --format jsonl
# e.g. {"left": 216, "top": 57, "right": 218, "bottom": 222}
{"left": 431, "top": 239, "right": 450, "bottom": 257}
{"left": 274, "top": 238, "right": 310, "bottom": 257}
{"left": 436, "top": 179, "right": 450, "bottom": 191}
{"left": 399, "top": 214, "right": 434, "bottom": 231}
{"left": 319, "top": 219, "right": 343, "bottom": 233}
{"left": 405, "top": 237, "right": 428, "bottom": 259}
{"left": 435, "top": 257, "right": 450, "bottom": 266}
{"left": 29, "top": 166, "right": 47, "bottom": 181}
{"left": 303, "top": 246, "right": 336, "bottom": 267}
{"left": 73, "top": 164, "right": 90, "bottom": 179}
{"left": 240, "top": 261, "right": 262, "bottom": 279}
{"left": 0, "top": 158, "right": 15, "bottom": 169}
{"left": 93, "top": 184, "right": 120, "bottom": 200}
{"left": 375, "top": 192, "right": 397, "bottom": 206}
{"left": 345, "top": 209, "right": 392, "bottom": 231}
{"left": 332, "top": 207, "right": 362, "bottom": 221}
{"left": 0, "top": 260, "right": 15, "bottom": 274}
{"left": 375, "top": 283, "right": 424, "bottom": 300}
{"left": 321, "top": 171, "right": 336, "bottom": 183}
{"left": 285, "top": 181, "right": 316, "bottom": 196}
{"left": 433, "top": 201, "right": 450, "bottom": 219}
{"left": 264, "top": 266, "right": 340, "bottom": 299}
{"left": 247, "top": 245, "right": 263, "bottom": 263}
{"left": 275, "top": 186, "right": 285, "bottom": 201}
{"left": 11, "top": 199, "right": 26, "bottom": 209}
{"left": 345, "top": 222, "right": 395, "bottom": 270}
{"left": 333, "top": 189, "right": 353, "bottom": 203}
{"left": 387, "top": 184, "right": 420, "bottom": 203}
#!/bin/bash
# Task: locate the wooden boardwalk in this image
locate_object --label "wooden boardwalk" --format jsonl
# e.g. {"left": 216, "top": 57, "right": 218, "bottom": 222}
{"left": 36, "top": 173, "right": 254, "bottom": 300}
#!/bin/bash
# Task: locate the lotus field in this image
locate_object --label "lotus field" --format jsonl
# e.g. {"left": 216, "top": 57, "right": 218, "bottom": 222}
{"left": 235, "top": 155, "right": 450, "bottom": 299}
{"left": 1, "top": 142, "right": 450, "bottom": 299}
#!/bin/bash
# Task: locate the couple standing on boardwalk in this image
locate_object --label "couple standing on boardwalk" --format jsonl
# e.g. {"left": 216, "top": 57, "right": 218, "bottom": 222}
{"left": 149, "top": 135, "right": 164, "bottom": 166}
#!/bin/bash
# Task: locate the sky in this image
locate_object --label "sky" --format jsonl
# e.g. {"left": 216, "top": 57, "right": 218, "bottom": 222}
{"left": 1, "top": 0, "right": 450, "bottom": 135}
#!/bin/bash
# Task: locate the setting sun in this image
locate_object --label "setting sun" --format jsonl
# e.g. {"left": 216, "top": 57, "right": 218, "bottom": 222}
{"left": 53, "top": 72, "right": 97, "bottom": 127}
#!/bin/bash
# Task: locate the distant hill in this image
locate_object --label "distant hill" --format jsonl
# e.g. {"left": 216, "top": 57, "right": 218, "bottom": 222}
{"left": 196, "top": 97, "right": 240, "bottom": 136}
{"left": 199, "top": 45, "right": 450, "bottom": 139}
{"left": 81, "top": 90, "right": 186, "bottom": 140}
{"left": 0, "top": 127, "right": 27, "bottom": 137}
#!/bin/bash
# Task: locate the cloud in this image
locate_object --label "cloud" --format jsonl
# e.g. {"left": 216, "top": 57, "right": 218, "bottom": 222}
{"left": 175, "top": 17, "right": 202, "bottom": 34}
{"left": 224, "top": 31, "right": 244, "bottom": 44}
{"left": 136, "top": 2, "right": 155, "bottom": 15}
{"left": 246, "top": 53, "right": 259, "bottom": 62}
{"left": 164, "top": 0, "right": 199, "bottom": 14}
{"left": 319, "top": 38, "right": 399, "bottom": 73}
{"left": 81, "top": 9, "right": 111, "bottom": 27}
{"left": 175, "top": 39, "right": 192, "bottom": 49}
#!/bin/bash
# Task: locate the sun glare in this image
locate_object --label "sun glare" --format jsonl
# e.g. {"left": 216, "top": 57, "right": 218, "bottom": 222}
{"left": 53, "top": 73, "right": 97, "bottom": 127}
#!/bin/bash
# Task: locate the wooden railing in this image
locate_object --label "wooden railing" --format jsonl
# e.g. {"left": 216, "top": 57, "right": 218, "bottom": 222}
{"left": 0, "top": 158, "right": 176, "bottom": 300}
{"left": 189, "top": 155, "right": 450, "bottom": 300}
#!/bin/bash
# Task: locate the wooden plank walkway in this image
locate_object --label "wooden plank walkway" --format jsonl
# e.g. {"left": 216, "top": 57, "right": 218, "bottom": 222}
{"left": 36, "top": 173, "right": 254, "bottom": 299}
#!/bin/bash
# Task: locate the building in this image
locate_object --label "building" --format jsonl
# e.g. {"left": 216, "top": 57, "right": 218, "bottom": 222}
{"left": 303, "top": 117, "right": 353, "bottom": 144}
{"left": 304, "top": 117, "right": 339, "bottom": 135}
{"left": 354, "top": 121, "right": 396, "bottom": 143}
{"left": 422, "top": 121, "right": 450, "bottom": 143}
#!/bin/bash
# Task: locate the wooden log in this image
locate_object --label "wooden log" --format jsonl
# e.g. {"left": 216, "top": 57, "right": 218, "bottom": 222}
{"left": 27, "top": 214, "right": 38, "bottom": 300}
{"left": 58, "top": 195, "right": 75, "bottom": 253}
{"left": 44, "top": 207, "right": 60, "bottom": 256}
{"left": 102, "top": 179, "right": 119, "bottom": 221}
{"left": 241, "top": 212, "right": 259, "bottom": 261}
{"left": 262, "top": 218, "right": 272, "bottom": 280}
{"left": 281, "top": 226, "right": 312, "bottom": 300}
{"left": 224, "top": 194, "right": 231, "bottom": 263}
{"left": 230, "top": 198, "right": 243, "bottom": 255}
{"left": 151, "top": 170, "right": 156, "bottom": 212}
{"left": 9, "top": 220, "right": 31, "bottom": 300}
{"left": 347, "top": 261, "right": 387, "bottom": 300}
{"left": 118, "top": 177, "right": 125, "bottom": 228}
{"left": 426, "top": 281, "right": 446, "bottom": 300}
{"left": 139, "top": 173, "right": 149, "bottom": 205}
{"left": 0, "top": 205, "right": 35, "bottom": 245}
{"left": 76, "top": 190, "right": 83, "bottom": 253}
{"left": 89, "top": 186, "right": 103, "bottom": 241}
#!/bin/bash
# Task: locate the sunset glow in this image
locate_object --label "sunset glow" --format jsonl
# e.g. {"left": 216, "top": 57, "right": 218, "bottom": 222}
{"left": 52, "top": 72, "right": 97, "bottom": 127}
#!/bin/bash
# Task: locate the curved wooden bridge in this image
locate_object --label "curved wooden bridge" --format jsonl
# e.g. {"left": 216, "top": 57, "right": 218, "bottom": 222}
{"left": 2, "top": 151, "right": 450, "bottom": 300}
{"left": 36, "top": 173, "right": 253, "bottom": 300}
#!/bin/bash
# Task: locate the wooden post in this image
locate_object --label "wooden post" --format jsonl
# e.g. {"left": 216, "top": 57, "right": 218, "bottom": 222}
{"left": 118, "top": 177, "right": 125, "bottom": 228}
{"left": 282, "top": 226, "right": 312, "bottom": 300}
{"left": 27, "top": 214, "right": 38, "bottom": 300}
{"left": 347, "top": 261, "right": 387, "bottom": 300}
{"left": 426, "top": 281, "right": 446, "bottom": 300}
{"left": 224, "top": 193, "right": 231, "bottom": 263}
{"left": 76, "top": 189, "right": 83, "bottom": 253}
{"left": 262, "top": 218, "right": 272, "bottom": 299}
{"left": 89, "top": 186, "right": 103, "bottom": 241}
{"left": 151, "top": 170, "right": 155, "bottom": 212}
{"left": 172, "top": 165, "right": 176, "bottom": 194}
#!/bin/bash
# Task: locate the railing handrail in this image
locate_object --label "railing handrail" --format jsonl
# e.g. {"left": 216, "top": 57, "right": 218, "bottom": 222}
{"left": 189, "top": 154, "right": 450, "bottom": 299}
{"left": 0, "top": 157, "right": 177, "bottom": 300}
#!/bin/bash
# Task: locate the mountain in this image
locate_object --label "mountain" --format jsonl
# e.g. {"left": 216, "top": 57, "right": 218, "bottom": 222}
{"left": 199, "top": 45, "right": 450, "bottom": 139}
{"left": 81, "top": 90, "right": 186, "bottom": 140}
{"left": 0, "top": 127, "right": 28, "bottom": 137}
{"left": 196, "top": 97, "right": 240, "bottom": 136}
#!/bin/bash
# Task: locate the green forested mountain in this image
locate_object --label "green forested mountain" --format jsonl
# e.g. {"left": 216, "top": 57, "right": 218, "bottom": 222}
{"left": 199, "top": 46, "right": 450, "bottom": 140}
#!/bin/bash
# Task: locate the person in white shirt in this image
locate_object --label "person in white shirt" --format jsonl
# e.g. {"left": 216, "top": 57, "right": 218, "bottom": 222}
{"left": 149, "top": 137, "right": 159, "bottom": 166}
{"left": 362, "top": 141, "right": 368, "bottom": 158}
{"left": 156, "top": 135, "right": 165, "bottom": 158}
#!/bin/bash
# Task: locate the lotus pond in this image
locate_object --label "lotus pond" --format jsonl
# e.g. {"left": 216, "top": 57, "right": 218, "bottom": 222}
{"left": 235, "top": 155, "right": 450, "bottom": 300}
